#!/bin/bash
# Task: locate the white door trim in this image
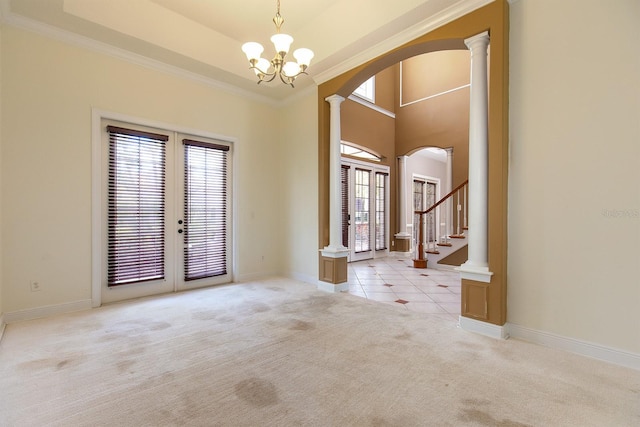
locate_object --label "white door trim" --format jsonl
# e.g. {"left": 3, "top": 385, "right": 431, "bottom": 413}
{"left": 411, "top": 174, "right": 441, "bottom": 250}
{"left": 340, "top": 157, "right": 390, "bottom": 262}
{"left": 91, "top": 108, "right": 238, "bottom": 307}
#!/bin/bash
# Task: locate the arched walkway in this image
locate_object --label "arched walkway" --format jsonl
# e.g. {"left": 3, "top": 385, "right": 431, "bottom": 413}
{"left": 318, "top": 1, "right": 510, "bottom": 334}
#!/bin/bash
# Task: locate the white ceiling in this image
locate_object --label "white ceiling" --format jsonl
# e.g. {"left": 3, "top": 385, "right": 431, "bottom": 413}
{"left": 0, "top": 0, "right": 491, "bottom": 102}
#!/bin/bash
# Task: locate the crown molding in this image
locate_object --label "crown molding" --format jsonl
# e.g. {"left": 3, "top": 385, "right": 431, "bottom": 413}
{"left": 0, "top": 4, "right": 283, "bottom": 107}
{"left": 1, "top": 0, "right": 494, "bottom": 106}
{"left": 312, "top": 0, "right": 493, "bottom": 85}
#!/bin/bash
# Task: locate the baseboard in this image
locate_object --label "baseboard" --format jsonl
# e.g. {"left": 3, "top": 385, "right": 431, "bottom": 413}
{"left": 288, "top": 271, "right": 318, "bottom": 286}
{"left": 4, "top": 299, "right": 92, "bottom": 323}
{"left": 458, "top": 316, "right": 510, "bottom": 339}
{"left": 0, "top": 313, "right": 6, "bottom": 342}
{"left": 507, "top": 323, "right": 640, "bottom": 371}
{"left": 235, "top": 271, "right": 276, "bottom": 283}
{"left": 317, "top": 281, "right": 349, "bottom": 293}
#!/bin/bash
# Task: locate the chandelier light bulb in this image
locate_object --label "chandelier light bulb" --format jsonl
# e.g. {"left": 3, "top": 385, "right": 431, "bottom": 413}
{"left": 282, "top": 61, "right": 301, "bottom": 77}
{"left": 270, "top": 33, "right": 293, "bottom": 55}
{"left": 293, "top": 48, "right": 314, "bottom": 67}
{"left": 255, "top": 58, "right": 271, "bottom": 75}
{"left": 241, "top": 42, "right": 264, "bottom": 62}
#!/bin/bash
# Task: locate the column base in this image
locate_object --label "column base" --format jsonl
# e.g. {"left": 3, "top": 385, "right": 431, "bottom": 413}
{"left": 458, "top": 316, "right": 509, "bottom": 340}
{"left": 317, "top": 280, "right": 349, "bottom": 293}
{"left": 394, "top": 233, "right": 411, "bottom": 252}
{"left": 456, "top": 262, "right": 493, "bottom": 283}
{"left": 319, "top": 247, "right": 348, "bottom": 288}
{"left": 413, "top": 259, "right": 427, "bottom": 269}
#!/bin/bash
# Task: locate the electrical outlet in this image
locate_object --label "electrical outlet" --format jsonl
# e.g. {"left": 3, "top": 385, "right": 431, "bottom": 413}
{"left": 30, "top": 281, "right": 41, "bottom": 292}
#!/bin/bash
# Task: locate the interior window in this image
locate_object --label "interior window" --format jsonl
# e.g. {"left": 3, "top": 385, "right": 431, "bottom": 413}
{"left": 353, "top": 76, "right": 375, "bottom": 103}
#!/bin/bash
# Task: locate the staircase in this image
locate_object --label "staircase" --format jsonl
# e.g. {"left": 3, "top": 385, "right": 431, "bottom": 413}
{"left": 413, "top": 180, "right": 468, "bottom": 270}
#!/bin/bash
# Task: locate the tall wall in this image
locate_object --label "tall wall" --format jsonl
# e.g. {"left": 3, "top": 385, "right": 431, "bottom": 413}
{"left": 280, "top": 89, "right": 319, "bottom": 284}
{"left": 341, "top": 65, "right": 396, "bottom": 164}
{"left": 508, "top": 0, "right": 640, "bottom": 354}
{"left": 341, "top": 66, "right": 398, "bottom": 248}
{"left": 395, "top": 50, "right": 470, "bottom": 188}
{"left": 0, "top": 26, "right": 285, "bottom": 313}
{"left": 341, "top": 53, "right": 469, "bottom": 251}
{"left": 0, "top": 23, "right": 3, "bottom": 324}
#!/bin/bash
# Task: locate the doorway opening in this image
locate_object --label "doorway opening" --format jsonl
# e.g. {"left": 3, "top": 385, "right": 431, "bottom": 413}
{"left": 341, "top": 156, "right": 389, "bottom": 263}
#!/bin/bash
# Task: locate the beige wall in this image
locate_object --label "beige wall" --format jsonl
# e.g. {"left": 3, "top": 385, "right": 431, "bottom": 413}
{"left": 341, "top": 65, "right": 397, "bottom": 166}
{"left": 0, "top": 25, "right": 3, "bottom": 320}
{"left": 280, "top": 90, "right": 319, "bottom": 283}
{"left": 508, "top": 0, "right": 640, "bottom": 353}
{"left": 0, "top": 26, "right": 287, "bottom": 312}
{"left": 395, "top": 50, "right": 470, "bottom": 188}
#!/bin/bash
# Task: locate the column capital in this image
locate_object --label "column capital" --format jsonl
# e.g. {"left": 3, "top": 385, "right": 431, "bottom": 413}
{"left": 325, "top": 94, "right": 345, "bottom": 105}
{"left": 464, "top": 31, "right": 490, "bottom": 51}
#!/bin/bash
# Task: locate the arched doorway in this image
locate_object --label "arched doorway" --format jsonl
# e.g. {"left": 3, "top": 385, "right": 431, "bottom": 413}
{"left": 317, "top": 0, "right": 509, "bottom": 334}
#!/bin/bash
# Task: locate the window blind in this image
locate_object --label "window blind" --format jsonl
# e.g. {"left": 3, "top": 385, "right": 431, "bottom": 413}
{"left": 183, "top": 139, "right": 229, "bottom": 281}
{"left": 107, "top": 126, "right": 167, "bottom": 287}
{"left": 341, "top": 165, "right": 350, "bottom": 248}
{"left": 375, "top": 172, "right": 387, "bottom": 250}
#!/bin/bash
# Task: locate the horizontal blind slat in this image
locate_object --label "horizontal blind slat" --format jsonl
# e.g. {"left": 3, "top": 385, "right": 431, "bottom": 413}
{"left": 107, "top": 127, "right": 166, "bottom": 287}
{"left": 183, "top": 143, "right": 228, "bottom": 281}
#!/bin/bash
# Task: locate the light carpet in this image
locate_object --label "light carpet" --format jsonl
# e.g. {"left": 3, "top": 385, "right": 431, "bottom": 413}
{"left": 0, "top": 278, "right": 638, "bottom": 426}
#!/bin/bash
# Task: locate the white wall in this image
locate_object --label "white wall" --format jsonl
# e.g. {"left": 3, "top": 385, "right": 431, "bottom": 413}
{"left": 0, "top": 26, "right": 285, "bottom": 313}
{"left": 508, "top": 0, "right": 640, "bottom": 354}
{"left": 280, "top": 90, "right": 319, "bottom": 284}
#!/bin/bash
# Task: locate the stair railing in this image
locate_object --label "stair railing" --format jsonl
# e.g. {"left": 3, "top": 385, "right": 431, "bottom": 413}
{"left": 413, "top": 179, "right": 468, "bottom": 268}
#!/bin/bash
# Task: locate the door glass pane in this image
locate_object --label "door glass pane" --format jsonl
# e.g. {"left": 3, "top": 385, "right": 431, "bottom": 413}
{"left": 375, "top": 173, "right": 386, "bottom": 250}
{"left": 426, "top": 182, "right": 436, "bottom": 242}
{"left": 354, "top": 169, "right": 370, "bottom": 253}
{"left": 107, "top": 129, "right": 166, "bottom": 286}
{"left": 413, "top": 180, "right": 424, "bottom": 246}
{"left": 341, "top": 165, "right": 349, "bottom": 248}
{"left": 183, "top": 143, "right": 228, "bottom": 281}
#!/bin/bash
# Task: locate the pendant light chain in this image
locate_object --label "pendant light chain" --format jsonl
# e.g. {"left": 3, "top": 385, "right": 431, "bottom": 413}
{"left": 273, "top": 0, "right": 284, "bottom": 33}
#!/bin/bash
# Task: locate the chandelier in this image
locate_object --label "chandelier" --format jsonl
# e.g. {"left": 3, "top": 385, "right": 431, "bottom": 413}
{"left": 241, "top": 0, "right": 314, "bottom": 87}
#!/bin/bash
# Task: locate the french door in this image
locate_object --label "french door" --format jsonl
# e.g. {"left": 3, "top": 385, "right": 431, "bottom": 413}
{"left": 341, "top": 159, "right": 389, "bottom": 262}
{"left": 101, "top": 121, "right": 232, "bottom": 303}
{"left": 413, "top": 178, "right": 438, "bottom": 251}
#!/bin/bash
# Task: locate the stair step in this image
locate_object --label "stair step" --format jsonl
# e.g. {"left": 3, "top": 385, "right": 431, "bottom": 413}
{"left": 426, "top": 250, "right": 440, "bottom": 254}
{"left": 449, "top": 234, "right": 466, "bottom": 239}
{"left": 437, "top": 243, "right": 453, "bottom": 247}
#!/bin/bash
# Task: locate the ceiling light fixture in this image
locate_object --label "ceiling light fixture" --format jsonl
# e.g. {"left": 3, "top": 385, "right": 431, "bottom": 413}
{"left": 241, "top": 0, "right": 314, "bottom": 88}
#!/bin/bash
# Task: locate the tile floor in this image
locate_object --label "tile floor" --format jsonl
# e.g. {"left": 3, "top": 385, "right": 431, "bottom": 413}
{"left": 347, "top": 256, "right": 461, "bottom": 320}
